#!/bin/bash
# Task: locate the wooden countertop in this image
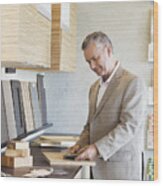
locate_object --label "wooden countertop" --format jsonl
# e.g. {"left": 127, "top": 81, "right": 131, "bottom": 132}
{"left": 1, "top": 146, "right": 81, "bottom": 179}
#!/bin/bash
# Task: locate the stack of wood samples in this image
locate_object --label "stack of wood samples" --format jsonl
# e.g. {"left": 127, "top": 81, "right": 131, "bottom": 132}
{"left": 1, "top": 76, "right": 47, "bottom": 144}
{"left": 1, "top": 141, "right": 33, "bottom": 168}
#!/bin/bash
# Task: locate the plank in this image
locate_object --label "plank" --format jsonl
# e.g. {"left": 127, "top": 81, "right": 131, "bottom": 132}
{"left": 5, "top": 149, "right": 30, "bottom": 157}
{"left": 21, "top": 81, "right": 35, "bottom": 132}
{"left": 2, "top": 80, "right": 17, "bottom": 139}
{"left": 40, "top": 135, "right": 79, "bottom": 142}
{"left": 7, "top": 141, "right": 29, "bottom": 150}
{"left": 1, "top": 155, "right": 33, "bottom": 168}
{"left": 42, "top": 152, "right": 96, "bottom": 166}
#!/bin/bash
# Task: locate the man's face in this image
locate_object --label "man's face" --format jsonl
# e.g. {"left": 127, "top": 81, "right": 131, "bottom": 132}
{"left": 84, "top": 42, "right": 111, "bottom": 77}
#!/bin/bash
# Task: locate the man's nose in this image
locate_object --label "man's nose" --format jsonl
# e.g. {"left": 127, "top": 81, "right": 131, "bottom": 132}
{"left": 90, "top": 60, "right": 96, "bottom": 70}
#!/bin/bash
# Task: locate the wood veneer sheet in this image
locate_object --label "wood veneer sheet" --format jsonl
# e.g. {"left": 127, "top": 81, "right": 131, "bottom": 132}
{"left": 21, "top": 81, "right": 35, "bottom": 132}
{"left": 2, "top": 80, "right": 17, "bottom": 139}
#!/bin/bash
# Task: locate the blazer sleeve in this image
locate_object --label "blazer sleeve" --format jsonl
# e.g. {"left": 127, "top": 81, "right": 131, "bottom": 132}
{"left": 76, "top": 122, "right": 90, "bottom": 148}
{"left": 95, "top": 77, "right": 147, "bottom": 161}
{"left": 76, "top": 86, "right": 93, "bottom": 148}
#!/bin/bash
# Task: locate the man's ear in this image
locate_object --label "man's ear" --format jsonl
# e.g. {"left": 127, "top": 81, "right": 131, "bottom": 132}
{"left": 107, "top": 47, "right": 112, "bottom": 57}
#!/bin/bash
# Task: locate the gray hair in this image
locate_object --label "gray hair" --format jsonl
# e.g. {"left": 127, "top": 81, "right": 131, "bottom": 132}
{"left": 81, "top": 31, "right": 113, "bottom": 51}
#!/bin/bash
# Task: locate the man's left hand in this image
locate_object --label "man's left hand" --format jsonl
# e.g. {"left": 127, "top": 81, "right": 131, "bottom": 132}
{"left": 75, "top": 144, "right": 99, "bottom": 161}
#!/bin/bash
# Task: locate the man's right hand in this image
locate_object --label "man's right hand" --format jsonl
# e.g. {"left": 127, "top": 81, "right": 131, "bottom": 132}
{"left": 68, "top": 144, "right": 81, "bottom": 154}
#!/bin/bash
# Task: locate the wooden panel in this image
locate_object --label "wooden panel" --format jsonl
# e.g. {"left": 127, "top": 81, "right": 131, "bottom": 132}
{"left": 33, "top": 6, "right": 51, "bottom": 67}
{"left": 21, "top": 81, "right": 35, "bottom": 132}
{"left": 2, "top": 80, "right": 17, "bottom": 139}
{"left": 154, "top": 1, "right": 158, "bottom": 180}
{"left": 51, "top": 4, "right": 61, "bottom": 70}
{"left": 7, "top": 141, "right": 29, "bottom": 150}
{"left": 40, "top": 135, "right": 79, "bottom": 142}
{"left": 1, "top": 155, "right": 33, "bottom": 168}
{"left": 5, "top": 149, "right": 30, "bottom": 157}
{"left": 1, "top": 5, "right": 20, "bottom": 63}
{"left": 1, "top": 4, "right": 51, "bottom": 69}
{"left": 43, "top": 152, "right": 96, "bottom": 166}
{"left": 51, "top": 3, "right": 77, "bottom": 71}
{"left": 60, "top": 4, "right": 77, "bottom": 71}
{"left": 19, "top": 5, "right": 38, "bottom": 66}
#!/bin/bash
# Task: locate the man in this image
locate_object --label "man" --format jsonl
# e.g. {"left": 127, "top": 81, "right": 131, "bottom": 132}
{"left": 69, "top": 32, "right": 146, "bottom": 180}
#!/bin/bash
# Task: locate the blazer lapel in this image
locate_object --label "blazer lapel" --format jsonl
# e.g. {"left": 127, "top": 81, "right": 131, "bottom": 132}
{"left": 89, "top": 80, "right": 100, "bottom": 118}
{"left": 93, "top": 65, "right": 124, "bottom": 119}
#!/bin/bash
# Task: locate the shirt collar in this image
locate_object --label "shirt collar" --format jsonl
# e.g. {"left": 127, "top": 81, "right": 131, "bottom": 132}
{"left": 100, "top": 61, "right": 120, "bottom": 86}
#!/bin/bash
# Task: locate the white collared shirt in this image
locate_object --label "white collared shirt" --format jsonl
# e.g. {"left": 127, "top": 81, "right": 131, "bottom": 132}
{"left": 96, "top": 61, "right": 120, "bottom": 108}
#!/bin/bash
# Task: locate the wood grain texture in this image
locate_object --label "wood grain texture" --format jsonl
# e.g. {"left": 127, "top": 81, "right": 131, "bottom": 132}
{"left": 43, "top": 152, "right": 96, "bottom": 166}
{"left": 51, "top": 4, "right": 61, "bottom": 70}
{"left": 1, "top": 5, "right": 20, "bottom": 63}
{"left": 1, "top": 4, "right": 51, "bottom": 68}
{"left": 7, "top": 141, "right": 29, "bottom": 150}
{"left": 154, "top": 1, "right": 158, "bottom": 180}
{"left": 1, "top": 80, "right": 17, "bottom": 140}
{"left": 21, "top": 81, "right": 35, "bottom": 132}
{"left": 40, "top": 135, "right": 79, "bottom": 142}
{"left": 51, "top": 3, "right": 77, "bottom": 71}
{"left": 5, "top": 149, "right": 30, "bottom": 157}
{"left": 1, "top": 155, "right": 33, "bottom": 168}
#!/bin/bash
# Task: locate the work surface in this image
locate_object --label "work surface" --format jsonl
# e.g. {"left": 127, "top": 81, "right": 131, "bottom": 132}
{"left": 1, "top": 146, "right": 81, "bottom": 179}
{"left": 43, "top": 151, "right": 96, "bottom": 166}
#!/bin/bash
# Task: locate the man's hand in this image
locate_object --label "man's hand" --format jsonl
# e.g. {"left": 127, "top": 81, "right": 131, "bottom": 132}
{"left": 68, "top": 144, "right": 81, "bottom": 154}
{"left": 75, "top": 144, "right": 99, "bottom": 161}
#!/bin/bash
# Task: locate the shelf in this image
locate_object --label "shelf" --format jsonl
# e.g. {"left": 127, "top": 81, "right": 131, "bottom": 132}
{"left": 146, "top": 148, "right": 154, "bottom": 151}
{"left": 148, "top": 87, "right": 154, "bottom": 106}
{"left": 1, "top": 123, "right": 53, "bottom": 150}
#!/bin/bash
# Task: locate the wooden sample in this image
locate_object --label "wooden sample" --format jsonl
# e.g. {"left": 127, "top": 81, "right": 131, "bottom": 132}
{"left": 1, "top": 85, "right": 9, "bottom": 144}
{"left": 11, "top": 80, "right": 26, "bottom": 136}
{"left": 7, "top": 141, "right": 29, "bottom": 150}
{"left": 1, "top": 4, "right": 51, "bottom": 69}
{"left": 1, "top": 80, "right": 17, "bottom": 139}
{"left": 1, "top": 156, "right": 33, "bottom": 168}
{"left": 40, "top": 135, "right": 79, "bottom": 142}
{"left": 29, "top": 82, "right": 42, "bottom": 129}
{"left": 37, "top": 74, "right": 47, "bottom": 125}
{"left": 5, "top": 149, "right": 30, "bottom": 157}
{"left": 2, "top": 140, "right": 32, "bottom": 168}
{"left": 51, "top": 3, "right": 77, "bottom": 71}
{"left": 21, "top": 81, "right": 35, "bottom": 132}
{"left": 42, "top": 152, "right": 96, "bottom": 166}
{"left": 32, "top": 137, "right": 77, "bottom": 148}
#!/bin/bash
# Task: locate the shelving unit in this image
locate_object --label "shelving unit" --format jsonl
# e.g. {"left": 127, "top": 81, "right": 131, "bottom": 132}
{"left": 1, "top": 123, "right": 53, "bottom": 153}
{"left": 144, "top": 7, "right": 155, "bottom": 181}
{"left": 1, "top": 68, "right": 52, "bottom": 156}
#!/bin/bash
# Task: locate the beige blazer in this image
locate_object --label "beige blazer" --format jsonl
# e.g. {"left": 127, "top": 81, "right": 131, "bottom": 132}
{"left": 77, "top": 65, "right": 146, "bottom": 180}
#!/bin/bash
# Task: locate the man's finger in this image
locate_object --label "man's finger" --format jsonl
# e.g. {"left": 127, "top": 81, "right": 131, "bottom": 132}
{"left": 78, "top": 145, "right": 89, "bottom": 154}
{"left": 75, "top": 152, "right": 86, "bottom": 161}
{"left": 69, "top": 145, "right": 80, "bottom": 154}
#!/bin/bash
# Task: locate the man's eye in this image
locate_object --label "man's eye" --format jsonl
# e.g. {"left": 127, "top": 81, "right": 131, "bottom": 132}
{"left": 92, "top": 57, "right": 97, "bottom": 61}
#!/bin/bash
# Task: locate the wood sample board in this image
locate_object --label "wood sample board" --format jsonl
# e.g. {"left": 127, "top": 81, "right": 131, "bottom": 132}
{"left": 42, "top": 152, "right": 96, "bottom": 167}
{"left": 40, "top": 135, "right": 79, "bottom": 142}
